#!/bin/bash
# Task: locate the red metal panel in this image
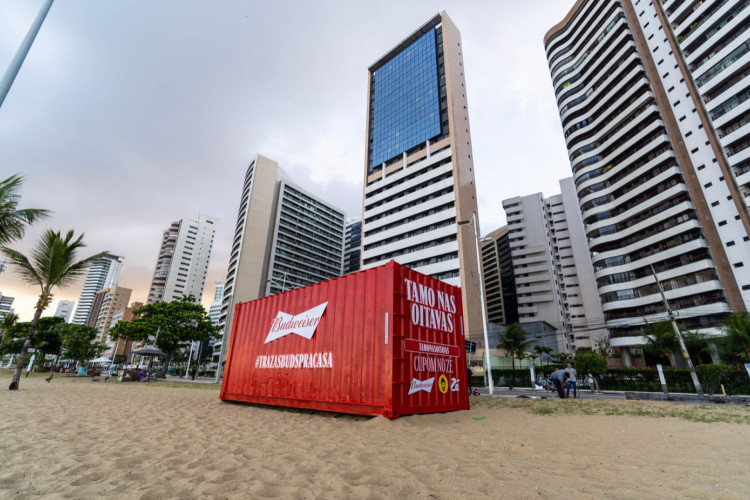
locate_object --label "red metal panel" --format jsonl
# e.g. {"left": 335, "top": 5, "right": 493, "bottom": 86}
{"left": 388, "top": 264, "right": 469, "bottom": 418}
{"left": 220, "top": 261, "right": 469, "bottom": 418}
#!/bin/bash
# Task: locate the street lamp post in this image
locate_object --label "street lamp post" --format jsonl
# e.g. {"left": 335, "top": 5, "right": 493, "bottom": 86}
{"left": 458, "top": 211, "right": 494, "bottom": 395}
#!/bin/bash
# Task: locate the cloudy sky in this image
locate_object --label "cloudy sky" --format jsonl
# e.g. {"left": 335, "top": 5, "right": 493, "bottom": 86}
{"left": 1, "top": 0, "right": 574, "bottom": 321}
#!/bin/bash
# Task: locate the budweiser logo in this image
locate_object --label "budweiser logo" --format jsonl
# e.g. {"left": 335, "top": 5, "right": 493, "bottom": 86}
{"left": 264, "top": 302, "right": 328, "bottom": 344}
{"left": 408, "top": 377, "right": 435, "bottom": 395}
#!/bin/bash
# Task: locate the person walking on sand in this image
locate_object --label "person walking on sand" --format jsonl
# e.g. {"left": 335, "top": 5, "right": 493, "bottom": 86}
{"left": 565, "top": 362, "right": 578, "bottom": 398}
{"left": 549, "top": 368, "right": 569, "bottom": 398}
{"left": 190, "top": 364, "right": 198, "bottom": 380}
{"left": 467, "top": 366, "right": 474, "bottom": 394}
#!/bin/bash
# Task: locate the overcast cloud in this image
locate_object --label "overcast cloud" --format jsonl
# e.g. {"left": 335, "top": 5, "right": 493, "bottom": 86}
{"left": 0, "top": 0, "right": 573, "bottom": 321}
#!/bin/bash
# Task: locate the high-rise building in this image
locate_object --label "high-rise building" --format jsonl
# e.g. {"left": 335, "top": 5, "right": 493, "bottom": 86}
{"left": 147, "top": 215, "right": 216, "bottom": 304}
{"left": 0, "top": 292, "right": 14, "bottom": 320}
{"left": 72, "top": 254, "right": 123, "bottom": 325}
{"left": 215, "top": 154, "right": 346, "bottom": 375}
{"left": 502, "top": 179, "right": 608, "bottom": 352}
{"left": 481, "top": 226, "right": 518, "bottom": 326}
{"left": 343, "top": 218, "right": 362, "bottom": 274}
{"left": 360, "top": 12, "right": 483, "bottom": 340}
{"left": 53, "top": 300, "right": 75, "bottom": 323}
{"left": 107, "top": 301, "right": 143, "bottom": 359}
{"left": 208, "top": 280, "right": 224, "bottom": 326}
{"left": 545, "top": 0, "right": 750, "bottom": 360}
{"left": 87, "top": 286, "right": 132, "bottom": 345}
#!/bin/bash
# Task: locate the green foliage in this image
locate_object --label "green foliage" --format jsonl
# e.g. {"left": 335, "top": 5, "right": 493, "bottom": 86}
{"left": 682, "top": 330, "right": 713, "bottom": 365}
{"left": 719, "top": 314, "right": 750, "bottom": 364}
{"left": 110, "top": 295, "right": 220, "bottom": 377}
{"left": 574, "top": 350, "right": 608, "bottom": 377}
{"left": 1, "top": 317, "right": 64, "bottom": 359}
{"left": 2, "top": 229, "right": 106, "bottom": 390}
{"left": 113, "top": 354, "right": 127, "bottom": 365}
{"left": 533, "top": 344, "right": 553, "bottom": 365}
{"left": 0, "top": 174, "right": 51, "bottom": 246}
{"left": 695, "top": 364, "right": 726, "bottom": 395}
{"left": 58, "top": 323, "right": 107, "bottom": 365}
{"left": 640, "top": 321, "right": 678, "bottom": 366}
{"left": 497, "top": 323, "right": 530, "bottom": 370}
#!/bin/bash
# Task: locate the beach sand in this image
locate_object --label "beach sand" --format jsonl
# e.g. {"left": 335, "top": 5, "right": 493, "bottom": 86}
{"left": 1, "top": 376, "right": 749, "bottom": 499}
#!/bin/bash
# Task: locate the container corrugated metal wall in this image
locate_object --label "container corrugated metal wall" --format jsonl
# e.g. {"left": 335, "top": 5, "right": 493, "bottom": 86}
{"left": 220, "top": 261, "right": 469, "bottom": 418}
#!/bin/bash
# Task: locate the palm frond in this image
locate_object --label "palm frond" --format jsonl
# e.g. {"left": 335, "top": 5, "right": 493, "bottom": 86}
{"left": 0, "top": 174, "right": 51, "bottom": 246}
{"left": 1, "top": 246, "right": 43, "bottom": 287}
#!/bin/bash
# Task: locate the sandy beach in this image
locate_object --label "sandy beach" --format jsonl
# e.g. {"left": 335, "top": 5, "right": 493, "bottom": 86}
{"left": 1, "top": 376, "right": 749, "bottom": 499}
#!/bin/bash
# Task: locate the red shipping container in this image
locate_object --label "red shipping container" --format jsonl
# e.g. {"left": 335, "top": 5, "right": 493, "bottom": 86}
{"left": 220, "top": 261, "right": 470, "bottom": 418}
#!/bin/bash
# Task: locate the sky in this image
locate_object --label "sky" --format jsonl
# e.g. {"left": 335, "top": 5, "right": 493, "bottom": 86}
{"left": 0, "top": 0, "right": 574, "bottom": 321}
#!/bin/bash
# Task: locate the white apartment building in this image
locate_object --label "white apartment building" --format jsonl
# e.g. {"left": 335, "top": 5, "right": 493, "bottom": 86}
{"left": 343, "top": 217, "right": 362, "bottom": 274}
{"left": 502, "top": 179, "right": 607, "bottom": 352}
{"left": 72, "top": 254, "right": 123, "bottom": 324}
{"left": 545, "top": 0, "right": 750, "bottom": 361}
{"left": 53, "top": 300, "right": 75, "bottom": 323}
{"left": 147, "top": 215, "right": 216, "bottom": 304}
{"left": 0, "top": 293, "right": 14, "bottom": 320}
{"left": 214, "top": 154, "right": 346, "bottom": 375}
{"left": 208, "top": 280, "right": 224, "bottom": 326}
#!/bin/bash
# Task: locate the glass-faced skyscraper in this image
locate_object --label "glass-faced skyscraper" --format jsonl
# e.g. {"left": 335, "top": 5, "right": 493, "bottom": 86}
{"left": 361, "top": 12, "right": 483, "bottom": 342}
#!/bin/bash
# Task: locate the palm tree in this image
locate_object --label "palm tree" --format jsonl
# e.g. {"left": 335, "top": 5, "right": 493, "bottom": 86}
{"left": 533, "top": 344, "right": 553, "bottom": 365}
{"left": 640, "top": 321, "right": 679, "bottom": 366}
{"left": 498, "top": 323, "right": 530, "bottom": 370}
{"left": 0, "top": 175, "right": 50, "bottom": 245}
{"left": 2, "top": 230, "right": 106, "bottom": 390}
{"left": 720, "top": 313, "right": 750, "bottom": 363}
{"left": 0, "top": 312, "right": 18, "bottom": 351}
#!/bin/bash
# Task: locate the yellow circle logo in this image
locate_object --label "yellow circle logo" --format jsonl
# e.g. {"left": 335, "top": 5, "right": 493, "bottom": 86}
{"left": 438, "top": 374, "right": 448, "bottom": 394}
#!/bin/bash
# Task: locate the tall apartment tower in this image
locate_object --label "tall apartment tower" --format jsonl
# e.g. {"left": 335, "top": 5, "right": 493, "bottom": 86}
{"left": 146, "top": 215, "right": 216, "bottom": 304}
{"left": 53, "top": 300, "right": 75, "bottom": 323}
{"left": 87, "top": 286, "right": 132, "bottom": 344}
{"left": 545, "top": 0, "right": 750, "bottom": 356}
{"left": 343, "top": 218, "right": 362, "bottom": 274}
{"left": 215, "top": 154, "right": 346, "bottom": 376}
{"left": 481, "top": 226, "right": 519, "bottom": 326}
{"left": 502, "top": 180, "right": 607, "bottom": 352}
{"left": 72, "top": 254, "right": 123, "bottom": 325}
{"left": 208, "top": 280, "right": 224, "bottom": 326}
{"left": 361, "top": 12, "right": 483, "bottom": 340}
{"left": 0, "top": 292, "right": 14, "bottom": 319}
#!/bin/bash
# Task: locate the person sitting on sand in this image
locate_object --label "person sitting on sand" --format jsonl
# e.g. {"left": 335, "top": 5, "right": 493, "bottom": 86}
{"left": 549, "top": 369, "right": 569, "bottom": 398}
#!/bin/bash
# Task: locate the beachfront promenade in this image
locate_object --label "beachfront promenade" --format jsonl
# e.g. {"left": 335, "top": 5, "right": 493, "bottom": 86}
{"left": 1, "top": 375, "right": 748, "bottom": 498}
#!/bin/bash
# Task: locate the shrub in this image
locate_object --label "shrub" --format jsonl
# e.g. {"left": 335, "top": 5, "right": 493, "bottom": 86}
{"left": 696, "top": 364, "right": 725, "bottom": 395}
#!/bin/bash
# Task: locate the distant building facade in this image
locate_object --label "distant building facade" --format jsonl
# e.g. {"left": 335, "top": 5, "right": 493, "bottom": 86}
{"left": 53, "top": 300, "right": 75, "bottom": 323}
{"left": 147, "top": 215, "right": 216, "bottom": 304}
{"left": 481, "top": 226, "right": 518, "bottom": 325}
{"left": 87, "top": 286, "right": 132, "bottom": 345}
{"left": 72, "top": 254, "right": 123, "bottom": 325}
{"left": 107, "top": 301, "right": 143, "bottom": 359}
{"left": 502, "top": 179, "right": 607, "bottom": 352}
{"left": 215, "top": 154, "right": 346, "bottom": 374}
{"left": 0, "top": 293, "right": 14, "bottom": 320}
{"left": 208, "top": 280, "right": 224, "bottom": 326}
{"left": 545, "top": 0, "right": 750, "bottom": 360}
{"left": 343, "top": 218, "right": 362, "bottom": 274}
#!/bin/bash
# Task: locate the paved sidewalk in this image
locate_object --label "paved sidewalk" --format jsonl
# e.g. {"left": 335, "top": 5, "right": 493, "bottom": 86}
{"left": 164, "top": 375, "right": 220, "bottom": 385}
{"left": 473, "top": 386, "right": 625, "bottom": 399}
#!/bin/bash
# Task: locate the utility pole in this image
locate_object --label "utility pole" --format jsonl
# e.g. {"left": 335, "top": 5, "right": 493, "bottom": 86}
{"left": 649, "top": 265, "right": 703, "bottom": 395}
{"left": 0, "top": 0, "right": 55, "bottom": 109}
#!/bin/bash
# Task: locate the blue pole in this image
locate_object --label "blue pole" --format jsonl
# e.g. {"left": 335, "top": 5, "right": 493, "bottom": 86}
{"left": 0, "top": 0, "right": 55, "bottom": 109}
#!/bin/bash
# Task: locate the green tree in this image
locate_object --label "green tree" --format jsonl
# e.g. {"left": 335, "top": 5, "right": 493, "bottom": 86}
{"left": 497, "top": 323, "right": 530, "bottom": 370}
{"left": 574, "top": 350, "right": 608, "bottom": 393}
{"left": 110, "top": 295, "right": 219, "bottom": 378}
{"left": 0, "top": 174, "right": 50, "bottom": 246}
{"left": 58, "top": 324, "right": 107, "bottom": 366}
{"left": 0, "top": 312, "right": 18, "bottom": 352}
{"left": 640, "top": 321, "right": 678, "bottom": 366}
{"left": 682, "top": 330, "right": 713, "bottom": 365}
{"left": 719, "top": 313, "right": 750, "bottom": 364}
{"left": 1, "top": 229, "right": 106, "bottom": 390}
{"left": 533, "top": 344, "right": 553, "bottom": 365}
{"left": 1, "top": 317, "right": 64, "bottom": 366}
